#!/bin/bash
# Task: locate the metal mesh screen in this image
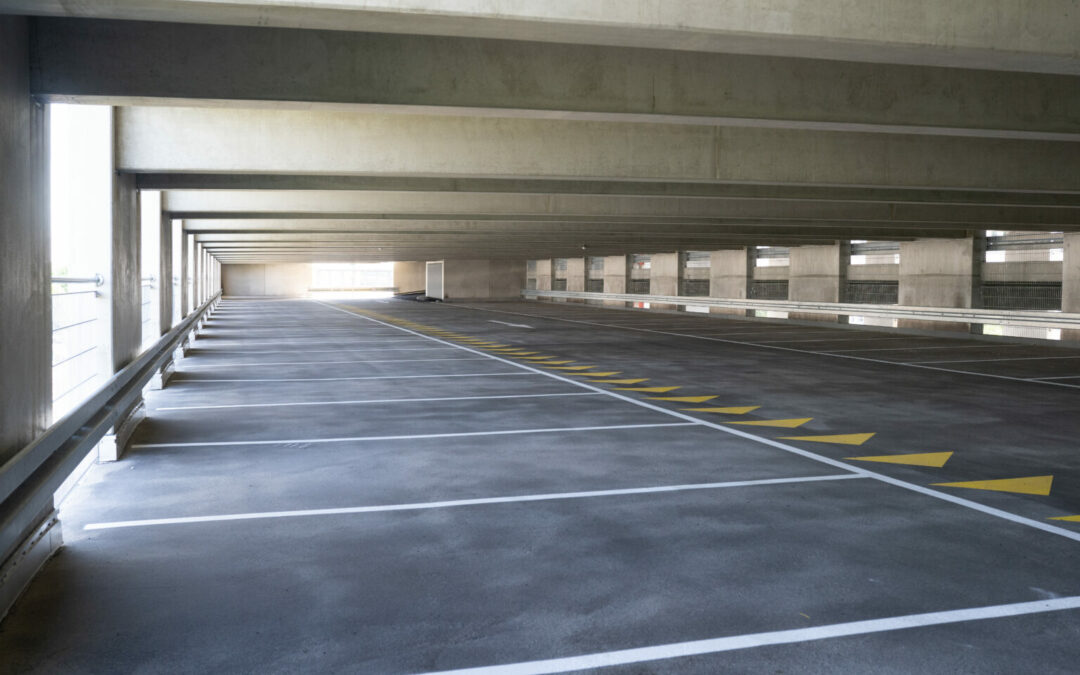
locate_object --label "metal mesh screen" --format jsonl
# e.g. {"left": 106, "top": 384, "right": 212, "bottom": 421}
{"left": 846, "top": 281, "right": 899, "bottom": 304}
{"left": 628, "top": 278, "right": 651, "bottom": 294}
{"left": 680, "top": 279, "right": 710, "bottom": 297}
{"left": 749, "top": 280, "right": 788, "bottom": 300}
{"left": 552, "top": 278, "right": 568, "bottom": 291}
{"left": 586, "top": 279, "right": 604, "bottom": 292}
{"left": 980, "top": 282, "right": 1062, "bottom": 310}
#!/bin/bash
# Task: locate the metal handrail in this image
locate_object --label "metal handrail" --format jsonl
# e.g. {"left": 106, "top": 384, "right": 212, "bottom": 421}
{"left": 51, "top": 275, "right": 103, "bottom": 286}
{"left": 522, "top": 289, "right": 1080, "bottom": 330}
{"left": 0, "top": 291, "right": 221, "bottom": 562}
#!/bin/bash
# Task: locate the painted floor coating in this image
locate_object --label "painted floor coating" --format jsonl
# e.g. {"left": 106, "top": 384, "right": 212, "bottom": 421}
{"left": 2, "top": 298, "right": 1080, "bottom": 673}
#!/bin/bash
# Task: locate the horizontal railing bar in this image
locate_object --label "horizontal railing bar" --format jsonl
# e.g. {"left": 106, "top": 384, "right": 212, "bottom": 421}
{"left": 52, "top": 317, "right": 98, "bottom": 333}
{"left": 51, "top": 372, "right": 99, "bottom": 405}
{"left": 51, "top": 345, "right": 97, "bottom": 368}
{"left": 0, "top": 291, "right": 221, "bottom": 562}
{"left": 523, "top": 290, "right": 1080, "bottom": 330}
{"left": 51, "top": 290, "right": 99, "bottom": 298}
{"left": 51, "top": 275, "right": 103, "bottom": 286}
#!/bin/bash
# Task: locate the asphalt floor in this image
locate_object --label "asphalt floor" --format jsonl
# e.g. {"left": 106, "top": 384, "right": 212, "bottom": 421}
{"left": 2, "top": 297, "right": 1080, "bottom": 673}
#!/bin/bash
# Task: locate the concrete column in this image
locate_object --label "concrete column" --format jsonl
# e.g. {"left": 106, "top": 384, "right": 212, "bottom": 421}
{"left": 0, "top": 17, "right": 51, "bottom": 465}
{"left": 566, "top": 257, "right": 586, "bottom": 295}
{"left": 789, "top": 243, "right": 848, "bottom": 322}
{"left": 158, "top": 207, "right": 173, "bottom": 335}
{"left": 394, "top": 261, "right": 425, "bottom": 294}
{"left": 180, "top": 230, "right": 190, "bottom": 315}
{"left": 602, "top": 255, "right": 629, "bottom": 307}
{"left": 441, "top": 259, "right": 525, "bottom": 302}
{"left": 649, "top": 252, "right": 680, "bottom": 309}
{"left": 899, "top": 236, "right": 983, "bottom": 332}
{"left": 535, "top": 259, "right": 553, "bottom": 291}
{"left": 194, "top": 243, "right": 203, "bottom": 306}
{"left": 709, "top": 248, "right": 753, "bottom": 316}
{"left": 110, "top": 171, "right": 141, "bottom": 372}
{"left": 1061, "top": 234, "right": 1080, "bottom": 342}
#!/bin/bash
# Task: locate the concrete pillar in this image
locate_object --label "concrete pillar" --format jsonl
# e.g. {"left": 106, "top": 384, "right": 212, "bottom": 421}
{"left": 566, "top": 258, "right": 586, "bottom": 301}
{"left": 99, "top": 167, "right": 144, "bottom": 463}
{"left": 899, "top": 236, "right": 983, "bottom": 332}
{"left": 180, "top": 230, "right": 190, "bottom": 315}
{"left": 441, "top": 259, "right": 526, "bottom": 301}
{"left": 393, "top": 261, "right": 425, "bottom": 294}
{"left": 110, "top": 171, "right": 141, "bottom": 372}
{"left": 1061, "top": 234, "right": 1080, "bottom": 342}
{"left": 709, "top": 248, "right": 753, "bottom": 316}
{"left": 789, "top": 243, "right": 848, "bottom": 322}
{"left": 0, "top": 16, "right": 51, "bottom": 465}
{"left": 194, "top": 243, "right": 203, "bottom": 306}
{"left": 535, "top": 259, "right": 553, "bottom": 291}
{"left": 158, "top": 207, "right": 173, "bottom": 335}
{"left": 649, "top": 252, "right": 680, "bottom": 309}
{"left": 603, "top": 255, "right": 628, "bottom": 293}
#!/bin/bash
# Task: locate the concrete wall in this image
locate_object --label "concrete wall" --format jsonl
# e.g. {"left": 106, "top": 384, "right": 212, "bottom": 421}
{"left": 566, "top": 257, "right": 586, "bottom": 292}
{"left": 649, "top": 252, "right": 679, "bottom": 310}
{"left": 848, "top": 263, "right": 899, "bottom": 281}
{"left": 0, "top": 16, "right": 50, "bottom": 463}
{"left": 899, "top": 238, "right": 979, "bottom": 308}
{"left": 982, "top": 261, "right": 1061, "bottom": 283}
{"left": 393, "top": 261, "right": 425, "bottom": 293}
{"left": 441, "top": 259, "right": 526, "bottom": 301}
{"left": 789, "top": 244, "right": 845, "bottom": 302}
{"left": 709, "top": 248, "right": 752, "bottom": 316}
{"left": 535, "top": 259, "right": 552, "bottom": 291}
{"left": 222, "top": 263, "right": 310, "bottom": 296}
{"left": 603, "top": 255, "right": 628, "bottom": 293}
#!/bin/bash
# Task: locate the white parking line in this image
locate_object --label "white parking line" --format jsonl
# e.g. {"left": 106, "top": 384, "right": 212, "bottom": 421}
{"left": 195, "top": 346, "right": 455, "bottom": 355}
{"left": 820, "top": 343, "right": 1023, "bottom": 354}
{"left": 324, "top": 301, "right": 1080, "bottom": 544}
{"left": 130, "top": 422, "right": 698, "bottom": 449}
{"left": 181, "top": 357, "right": 488, "bottom": 369}
{"left": 418, "top": 596, "right": 1080, "bottom": 675}
{"left": 171, "top": 372, "right": 538, "bottom": 383}
{"left": 156, "top": 391, "right": 601, "bottom": 412}
{"left": 84, "top": 474, "right": 859, "bottom": 530}
{"left": 459, "top": 304, "right": 1080, "bottom": 391}
{"left": 910, "top": 355, "right": 1080, "bottom": 365}
{"left": 1031, "top": 374, "right": 1080, "bottom": 381}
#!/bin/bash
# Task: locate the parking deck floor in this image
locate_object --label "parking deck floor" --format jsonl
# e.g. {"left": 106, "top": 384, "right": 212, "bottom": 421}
{"left": 3, "top": 298, "right": 1080, "bottom": 673}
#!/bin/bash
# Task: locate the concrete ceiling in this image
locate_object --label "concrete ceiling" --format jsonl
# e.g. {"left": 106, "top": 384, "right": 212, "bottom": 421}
{"left": 6, "top": 1, "right": 1079, "bottom": 263}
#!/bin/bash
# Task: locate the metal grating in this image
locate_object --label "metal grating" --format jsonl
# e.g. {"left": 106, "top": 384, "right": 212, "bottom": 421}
{"left": 749, "top": 280, "right": 788, "bottom": 300}
{"left": 628, "top": 278, "right": 651, "bottom": 294}
{"left": 846, "top": 281, "right": 898, "bottom": 305}
{"left": 586, "top": 279, "right": 604, "bottom": 292}
{"left": 552, "top": 278, "right": 568, "bottom": 291}
{"left": 680, "top": 279, "right": 710, "bottom": 297}
{"left": 981, "top": 282, "right": 1062, "bottom": 310}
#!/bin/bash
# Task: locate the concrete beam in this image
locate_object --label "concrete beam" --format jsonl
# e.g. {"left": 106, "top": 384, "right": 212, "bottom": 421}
{"left": 30, "top": 19, "right": 1080, "bottom": 140}
{"left": 118, "top": 108, "right": 1080, "bottom": 192}
{"left": 163, "top": 191, "right": 1080, "bottom": 229}
{"left": 7, "top": 1, "right": 1079, "bottom": 74}
{"left": 136, "top": 175, "right": 1080, "bottom": 209}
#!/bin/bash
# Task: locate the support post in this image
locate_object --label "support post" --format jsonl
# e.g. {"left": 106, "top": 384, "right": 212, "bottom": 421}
{"left": 899, "top": 236, "right": 984, "bottom": 333}
{"left": 710, "top": 248, "right": 753, "bottom": 316}
{"left": 789, "top": 243, "right": 849, "bottom": 322}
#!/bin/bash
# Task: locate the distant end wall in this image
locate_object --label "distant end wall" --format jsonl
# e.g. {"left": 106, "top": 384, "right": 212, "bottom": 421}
{"left": 222, "top": 263, "right": 310, "bottom": 297}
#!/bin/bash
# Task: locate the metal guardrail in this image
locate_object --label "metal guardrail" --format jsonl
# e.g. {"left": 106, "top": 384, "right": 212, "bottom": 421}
{"left": 0, "top": 291, "right": 221, "bottom": 563}
{"left": 51, "top": 275, "right": 104, "bottom": 286}
{"left": 522, "top": 289, "right": 1080, "bottom": 330}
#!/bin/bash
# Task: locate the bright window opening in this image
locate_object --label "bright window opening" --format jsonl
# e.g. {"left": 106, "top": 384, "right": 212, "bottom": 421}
{"left": 310, "top": 262, "right": 395, "bottom": 299}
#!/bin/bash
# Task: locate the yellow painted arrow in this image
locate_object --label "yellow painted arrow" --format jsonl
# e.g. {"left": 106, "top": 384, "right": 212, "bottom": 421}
{"left": 577, "top": 371, "right": 622, "bottom": 377}
{"left": 933, "top": 475, "right": 1053, "bottom": 496}
{"left": 547, "top": 365, "right": 598, "bottom": 371}
{"left": 681, "top": 406, "right": 760, "bottom": 415}
{"left": 614, "top": 386, "right": 682, "bottom": 393}
{"left": 778, "top": 433, "right": 876, "bottom": 446}
{"left": 648, "top": 395, "right": 718, "bottom": 403}
{"left": 847, "top": 452, "right": 953, "bottom": 468}
{"left": 729, "top": 418, "right": 812, "bottom": 429}
{"left": 1050, "top": 515, "right": 1080, "bottom": 522}
{"left": 591, "top": 378, "right": 649, "bottom": 384}
{"left": 517, "top": 355, "right": 560, "bottom": 360}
